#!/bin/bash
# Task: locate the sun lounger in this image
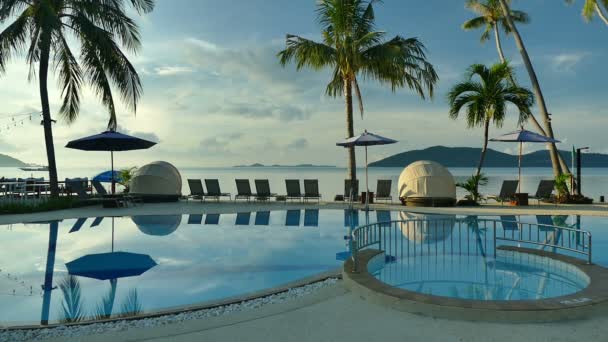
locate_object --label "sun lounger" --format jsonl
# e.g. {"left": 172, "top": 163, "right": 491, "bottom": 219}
{"left": 254, "top": 179, "right": 276, "bottom": 201}
{"left": 255, "top": 211, "right": 270, "bottom": 225}
{"left": 188, "top": 214, "right": 203, "bottom": 225}
{"left": 187, "top": 179, "right": 205, "bottom": 202}
{"left": 499, "top": 215, "right": 519, "bottom": 231}
{"left": 285, "top": 210, "right": 301, "bottom": 226}
{"left": 376, "top": 210, "right": 392, "bottom": 227}
{"left": 205, "top": 214, "right": 220, "bottom": 225}
{"left": 487, "top": 180, "right": 519, "bottom": 205}
{"left": 335, "top": 179, "right": 359, "bottom": 201}
{"left": 205, "top": 179, "right": 231, "bottom": 201}
{"left": 536, "top": 215, "right": 556, "bottom": 232}
{"left": 304, "top": 179, "right": 322, "bottom": 202}
{"left": 304, "top": 209, "right": 319, "bottom": 227}
{"left": 375, "top": 180, "right": 392, "bottom": 203}
{"left": 285, "top": 179, "right": 303, "bottom": 202}
{"left": 92, "top": 180, "right": 136, "bottom": 207}
{"left": 235, "top": 179, "right": 255, "bottom": 202}
{"left": 235, "top": 212, "right": 251, "bottom": 225}
{"left": 530, "top": 180, "right": 556, "bottom": 205}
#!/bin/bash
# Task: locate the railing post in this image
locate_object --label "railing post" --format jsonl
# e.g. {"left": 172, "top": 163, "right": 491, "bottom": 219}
{"left": 588, "top": 233, "right": 592, "bottom": 264}
{"left": 378, "top": 224, "right": 382, "bottom": 252}
{"left": 493, "top": 221, "right": 497, "bottom": 258}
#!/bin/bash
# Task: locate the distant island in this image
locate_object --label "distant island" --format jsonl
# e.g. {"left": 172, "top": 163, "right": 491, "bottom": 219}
{"left": 0, "top": 153, "right": 28, "bottom": 167}
{"left": 370, "top": 146, "right": 608, "bottom": 168}
{"left": 234, "top": 163, "right": 336, "bottom": 168}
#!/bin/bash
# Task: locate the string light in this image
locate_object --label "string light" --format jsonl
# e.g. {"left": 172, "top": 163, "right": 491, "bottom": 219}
{"left": 0, "top": 111, "right": 42, "bottom": 134}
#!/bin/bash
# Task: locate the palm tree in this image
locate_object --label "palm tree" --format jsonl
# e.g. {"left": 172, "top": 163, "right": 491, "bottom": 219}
{"left": 496, "top": 0, "right": 565, "bottom": 177}
{"left": 462, "top": 0, "right": 570, "bottom": 173}
{"left": 278, "top": 0, "right": 438, "bottom": 182}
{"left": 448, "top": 63, "right": 534, "bottom": 178}
{"left": 0, "top": 0, "right": 154, "bottom": 197}
{"left": 462, "top": 0, "right": 529, "bottom": 64}
{"left": 565, "top": 0, "right": 608, "bottom": 26}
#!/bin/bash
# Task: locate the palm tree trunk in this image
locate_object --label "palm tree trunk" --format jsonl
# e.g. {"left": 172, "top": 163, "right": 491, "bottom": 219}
{"left": 476, "top": 119, "right": 490, "bottom": 177}
{"left": 344, "top": 77, "right": 357, "bottom": 184}
{"left": 497, "top": 0, "right": 563, "bottom": 178}
{"left": 595, "top": 3, "right": 608, "bottom": 26}
{"left": 39, "top": 35, "right": 60, "bottom": 198}
{"left": 493, "top": 24, "right": 507, "bottom": 64}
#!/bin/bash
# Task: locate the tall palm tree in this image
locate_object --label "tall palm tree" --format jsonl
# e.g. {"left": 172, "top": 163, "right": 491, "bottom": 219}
{"left": 278, "top": 0, "right": 438, "bottom": 182}
{"left": 448, "top": 63, "right": 534, "bottom": 177}
{"left": 462, "top": 0, "right": 570, "bottom": 173}
{"left": 462, "top": 0, "right": 529, "bottom": 64}
{"left": 0, "top": 0, "right": 154, "bottom": 197}
{"left": 565, "top": 0, "right": 608, "bottom": 26}
{"left": 496, "top": 0, "right": 565, "bottom": 177}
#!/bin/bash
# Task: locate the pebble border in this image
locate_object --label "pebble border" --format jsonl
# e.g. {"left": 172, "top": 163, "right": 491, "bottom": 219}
{"left": 0, "top": 278, "right": 339, "bottom": 341}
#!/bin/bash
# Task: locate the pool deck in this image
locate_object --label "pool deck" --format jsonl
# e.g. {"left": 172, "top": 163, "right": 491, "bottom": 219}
{"left": 45, "top": 281, "right": 608, "bottom": 342}
{"left": 1, "top": 200, "right": 608, "bottom": 225}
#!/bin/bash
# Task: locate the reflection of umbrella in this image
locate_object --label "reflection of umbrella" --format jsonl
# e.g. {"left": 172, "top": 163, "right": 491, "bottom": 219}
{"left": 66, "top": 130, "right": 156, "bottom": 193}
{"left": 66, "top": 252, "right": 157, "bottom": 280}
{"left": 93, "top": 170, "right": 123, "bottom": 183}
{"left": 490, "top": 127, "right": 560, "bottom": 193}
{"left": 337, "top": 130, "right": 397, "bottom": 209}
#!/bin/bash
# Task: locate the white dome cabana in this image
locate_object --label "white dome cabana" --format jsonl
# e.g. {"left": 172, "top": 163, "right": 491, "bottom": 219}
{"left": 130, "top": 161, "right": 182, "bottom": 202}
{"left": 132, "top": 215, "right": 182, "bottom": 236}
{"left": 398, "top": 161, "right": 456, "bottom": 207}
{"left": 398, "top": 212, "right": 456, "bottom": 243}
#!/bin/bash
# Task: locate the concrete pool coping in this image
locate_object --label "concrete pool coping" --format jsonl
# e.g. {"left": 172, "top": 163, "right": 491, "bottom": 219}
{"left": 2, "top": 269, "right": 341, "bottom": 331}
{"left": 1, "top": 200, "right": 607, "bottom": 225}
{"left": 343, "top": 247, "right": 608, "bottom": 323}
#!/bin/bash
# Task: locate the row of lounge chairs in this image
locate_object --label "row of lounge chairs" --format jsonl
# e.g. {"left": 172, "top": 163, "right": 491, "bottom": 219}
{"left": 489, "top": 179, "right": 556, "bottom": 205}
{"left": 187, "top": 179, "right": 322, "bottom": 202}
{"left": 333, "top": 179, "right": 393, "bottom": 203}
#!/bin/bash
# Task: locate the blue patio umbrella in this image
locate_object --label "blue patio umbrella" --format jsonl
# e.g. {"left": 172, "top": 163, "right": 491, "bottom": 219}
{"left": 337, "top": 130, "right": 398, "bottom": 209}
{"left": 66, "top": 130, "right": 157, "bottom": 193}
{"left": 490, "top": 127, "right": 561, "bottom": 193}
{"left": 93, "top": 170, "right": 123, "bottom": 183}
{"left": 66, "top": 251, "right": 157, "bottom": 280}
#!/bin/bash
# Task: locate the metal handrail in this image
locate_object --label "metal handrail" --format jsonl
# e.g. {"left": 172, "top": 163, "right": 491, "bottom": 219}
{"left": 350, "top": 218, "right": 592, "bottom": 272}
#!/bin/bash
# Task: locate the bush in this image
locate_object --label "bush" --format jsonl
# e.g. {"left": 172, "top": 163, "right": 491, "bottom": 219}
{"left": 0, "top": 197, "right": 93, "bottom": 215}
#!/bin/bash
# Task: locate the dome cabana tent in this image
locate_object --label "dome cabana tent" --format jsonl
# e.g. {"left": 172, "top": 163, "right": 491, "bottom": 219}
{"left": 132, "top": 215, "right": 182, "bottom": 236}
{"left": 398, "top": 212, "right": 456, "bottom": 243}
{"left": 129, "top": 161, "right": 182, "bottom": 202}
{"left": 398, "top": 161, "right": 456, "bottom": 207}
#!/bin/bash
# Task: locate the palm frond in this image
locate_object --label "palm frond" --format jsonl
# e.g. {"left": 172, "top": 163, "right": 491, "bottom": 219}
{"left": 0, "top": 9, "right": 30, "bottom": 74}
{"left": 58, "top": 275, "right": 86, "bottom": 323}
{"left": 53, "top": 31, "right": 82, "bottom": 123}
{"left": 278, "top": 34, "right": 336, "bottom": 70}
{"left": 119, "top": 288, "right": 142, "bottom": 317}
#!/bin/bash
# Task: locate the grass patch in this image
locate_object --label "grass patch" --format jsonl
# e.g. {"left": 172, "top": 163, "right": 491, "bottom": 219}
{"left": 0, "top": 197, "right": 95, "bottom": 215}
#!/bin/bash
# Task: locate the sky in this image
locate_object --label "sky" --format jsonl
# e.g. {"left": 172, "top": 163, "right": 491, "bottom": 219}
{"left": 0, "top": 0, "right": 606, "bottom": 168}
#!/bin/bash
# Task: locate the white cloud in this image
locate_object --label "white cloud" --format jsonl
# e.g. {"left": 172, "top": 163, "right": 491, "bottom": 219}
{"left": 549, "top": 52, "right": 590, "bottom": 72}
{"left": 154, "top": 66, "right": 196, "bottom": 76}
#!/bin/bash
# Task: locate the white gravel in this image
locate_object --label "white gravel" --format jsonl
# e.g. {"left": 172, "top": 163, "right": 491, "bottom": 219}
{"left": 0, "top": 278, "right": 339, "bottom": 342}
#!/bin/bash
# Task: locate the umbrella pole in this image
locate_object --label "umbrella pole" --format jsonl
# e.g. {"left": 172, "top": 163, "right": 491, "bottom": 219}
{"left": 365, "top": 146, "right": 369, "bottom": 211}
{"left": 518, "top": 142, "right": 522, "bottom": 193}
{"left": 111, "top": 151, "right": 115, "bottom": 195}
{"left": 111, "top": 217, "right": 114, "bottom": 252}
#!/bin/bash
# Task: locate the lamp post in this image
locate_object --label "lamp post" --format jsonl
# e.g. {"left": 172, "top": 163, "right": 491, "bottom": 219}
{"left": 576, "top": 147, "right": 589, "bottom": 196}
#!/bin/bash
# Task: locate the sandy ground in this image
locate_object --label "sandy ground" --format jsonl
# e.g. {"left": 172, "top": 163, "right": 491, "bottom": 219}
{"left": 45, "top": 282, "right": 608, "bottom": 342}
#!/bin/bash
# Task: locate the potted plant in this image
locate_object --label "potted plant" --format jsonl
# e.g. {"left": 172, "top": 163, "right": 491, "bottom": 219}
{"left": 456, "top": 174, "right": 488, "bottom": 206}
{"left": 554, "top": 173, "right": 593, "bottom": 204}
{"left": 118, "top": 167, "right": 138, "bottom": 194}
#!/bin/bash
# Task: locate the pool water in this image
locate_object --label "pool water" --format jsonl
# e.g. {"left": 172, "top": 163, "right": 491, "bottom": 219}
{"left": 0, "top": 210, "right": 607, "bottom": 326}
{"left": 374, "top": 250, "right": 589, "bottom": 300}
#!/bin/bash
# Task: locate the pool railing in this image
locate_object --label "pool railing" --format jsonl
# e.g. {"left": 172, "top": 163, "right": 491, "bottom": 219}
{"left": 350, "top": 218, "right": 592, "bottom": 273}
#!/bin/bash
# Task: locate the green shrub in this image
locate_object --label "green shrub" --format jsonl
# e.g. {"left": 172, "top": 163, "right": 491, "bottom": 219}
{"left": 0, "top": 197, "right": 93, "bottom": 215}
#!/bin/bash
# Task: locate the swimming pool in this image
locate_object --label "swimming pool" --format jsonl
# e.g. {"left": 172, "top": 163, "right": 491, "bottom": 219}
{"left": 1, "top": 210, "right": 608, "bottom": 326}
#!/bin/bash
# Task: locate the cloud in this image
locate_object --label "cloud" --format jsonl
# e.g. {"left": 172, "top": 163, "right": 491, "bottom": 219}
{"left": 115, "top": 125, "right": 161, "bottom": 143}
{"left": 154, "top": 66, "right": 196, "bottom": 76}
{"left": 549, "top": 52, "right": 590, "bottom": 72}
{"left": 184, "top": 38, "right": 221, "bottom": 52}
{"left": 199, "top": 132, "right": 243, "bottom": 156}
{"left": 287, "top": 138, "right": 309, "bottom": 149}
{"left": 209, "top": 100, "right": 312, "bottom": 122}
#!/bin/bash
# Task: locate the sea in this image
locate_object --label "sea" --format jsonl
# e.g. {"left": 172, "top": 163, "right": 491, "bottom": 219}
{"left": 2, "top": 166, "right": 607, "bottom": 202}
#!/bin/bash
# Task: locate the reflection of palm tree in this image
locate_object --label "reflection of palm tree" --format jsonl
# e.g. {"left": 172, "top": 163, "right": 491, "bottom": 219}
{"left": 94, "top": 279, "right": 117, "bottom": 320}
{"left": 120, "top": 289, "right": 142, "bottom": 317}
{"left": 58, "top": 276, "right": 85, "bottom": 323}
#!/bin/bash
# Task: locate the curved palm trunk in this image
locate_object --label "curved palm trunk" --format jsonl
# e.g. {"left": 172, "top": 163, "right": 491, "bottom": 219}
{"left": 493, "top": 24, "right": 507, "bottom": 64}
{"left": 344, "top": 77, "right": 357, "bottom": 186}
{"left": 39, "top": 36, "right": 60, "bottom": 198}
{"left": 595, "top": 3, "right": 608, "bottom": 26}
{"left": 497, "top": 0, "right": 563, "bottom": 178}
{"left": 476, "top": 119, "right": 490, "bottom": 178}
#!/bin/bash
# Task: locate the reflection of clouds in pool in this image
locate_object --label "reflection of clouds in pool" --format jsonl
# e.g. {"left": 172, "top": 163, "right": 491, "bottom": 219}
{"left": 131, "top": 215, "right": 182, "bottom": 236}
{"left": 398, "top": 212, "right": 456, "bottom": 243}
